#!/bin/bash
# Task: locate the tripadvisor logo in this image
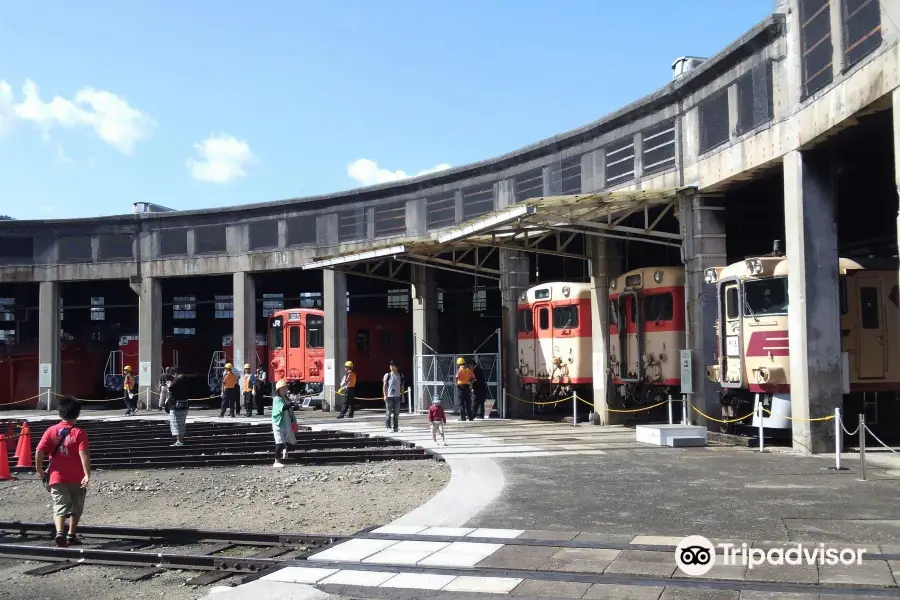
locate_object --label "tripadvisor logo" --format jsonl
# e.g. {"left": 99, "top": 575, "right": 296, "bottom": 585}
{"left": 675, "top": 535, "right": 869, "bottom": 576}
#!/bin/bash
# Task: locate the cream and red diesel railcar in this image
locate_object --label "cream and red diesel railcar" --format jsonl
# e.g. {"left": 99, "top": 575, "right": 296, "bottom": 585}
{"left": 705, "top": 243, "right": 900, "bottom": 435}
{"left": 516, "top": 266, "right": 686, "bottom": 410}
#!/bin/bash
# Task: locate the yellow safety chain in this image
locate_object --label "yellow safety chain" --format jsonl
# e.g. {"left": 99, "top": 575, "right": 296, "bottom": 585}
{"left": 601, "top": 399, "right": 669, "bottom": 413}
{"left": 0, "top": 394, "right": 43, "bottom": 406}
{"left": 51, "top": 391, "right": 125, "bottom": 403}
{"left": 761, "top": 407, "right": 834, "bottom": 422}
{"left": 691, "top": 405, "right": 756, "bottom": 424}
{"left": 504, "top": 391, "right": 574, "bottom": 406}
{"left": 336, "top": 388, "right": 410, "bottom": 401}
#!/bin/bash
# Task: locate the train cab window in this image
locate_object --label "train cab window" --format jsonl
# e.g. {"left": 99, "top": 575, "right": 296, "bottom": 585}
{"left": 269, "top": 318, "right": 284, "bottom": 350}
{"left": 356, "top": 329, "right": 370, "bottom": 353}
{"left": 289, "top": 326, "right": 301, "bottom": 349}
{"left": 306, "top": 315, "right": 324, "bottom": 348}
{"left": 553, "top": 306, "right": 578, "bottom": 329}
{"left": 860, "top": 287, "right": 880, "bottom": 329}
{"left": 839, "top": 277, "right": 847, "bottom": 315}
{"left": 643, "top": 294, "right": 673, "bottom": 323}
{"left": 538, "top": 307, "right": 549, "bottom": 330}
{"left": 725, "top": 286, "right": 739, "bottom": 320}
{"left": 517, "top": 309, "right": 533, "bottom": 332}
{"left": 744, "top": 277, "right": 788, "bottom": 316}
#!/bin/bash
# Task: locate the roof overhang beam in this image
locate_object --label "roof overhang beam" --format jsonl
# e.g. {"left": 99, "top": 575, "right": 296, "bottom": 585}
{"left": 301, "top": 244, "right": 408, "bottom": 270}
{"left": 438, "top": 204, "right": 535, "bottom": 244}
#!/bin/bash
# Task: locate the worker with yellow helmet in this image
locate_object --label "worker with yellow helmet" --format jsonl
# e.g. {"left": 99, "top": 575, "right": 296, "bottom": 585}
{"left": 337, "top": 360, "right": 357, "bottom": 419}
{"left": 455, "top": 357, "right": 475, "bottom": 422}
{"left": 219, "top": 362, "right": 239, "bottom": 418}
{"left": 123, "top": 365, "right": 137, "bottom": 416}
{"left": 240, "top": 363, "right": 256, "bottom": 418}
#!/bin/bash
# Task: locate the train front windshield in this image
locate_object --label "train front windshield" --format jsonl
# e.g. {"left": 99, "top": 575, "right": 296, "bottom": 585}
{"left": 743, "top": 277, "right": 788, "bottom": 316}
{"left": 269, "top": 317, "right": 284, "bottom": 350}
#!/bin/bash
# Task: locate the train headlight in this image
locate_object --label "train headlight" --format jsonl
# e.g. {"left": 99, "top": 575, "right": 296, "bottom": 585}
{"left": 745, "top": 258, "right": 763, "bottom": 275}
{"left": 703, "top": 268, "right": 718, "bottom": 284}
{"left": 520, "top": 292, "right": 526, "bottom": 301}
{"left": 653, "top": 270, "right": 662, "bottom": 283}
{"left": 562, "top": 285, "right": 570, "bottom": 297}
{"left": 610, "top": 279, "right": 617, "bottom": 290}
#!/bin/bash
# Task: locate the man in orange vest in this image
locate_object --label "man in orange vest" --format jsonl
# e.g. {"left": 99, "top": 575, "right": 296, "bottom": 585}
{"left": 455, "top": 357, "right": 475, "bottom": 422}
{"left": 240, "top": 364, "right": 256, "bottom": 418}
{"left": 337, "top": 361, "right": 357, "bottom": 419}
{"left": 219, "top": 363, "right": 239, "bottom": 418}
{"left": 123, "top": 365, "right": 137, "bottom": 416}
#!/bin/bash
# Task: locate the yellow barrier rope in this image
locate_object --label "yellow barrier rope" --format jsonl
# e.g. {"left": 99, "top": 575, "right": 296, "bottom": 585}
{"left": 0, "top": 394, "right": 43, "bottom": 406}
{"left": 761, "top": 407, "right": 834, "bottom": 422}
{"left": 336, "top": 388, "right": 411, "bottom": 401}
{"left": 504, "top": 391, "right": 574, "bottom": 406}
{"left": 691, "top": 405, "right": 756, "bottom": 424}
{"left": 582, "top": 397, "right": 670, "bottom": 414}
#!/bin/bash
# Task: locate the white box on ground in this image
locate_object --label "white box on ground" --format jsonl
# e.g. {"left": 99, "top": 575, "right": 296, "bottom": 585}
{"left": 635, "top": 424, "right": 707, "bottom": 447}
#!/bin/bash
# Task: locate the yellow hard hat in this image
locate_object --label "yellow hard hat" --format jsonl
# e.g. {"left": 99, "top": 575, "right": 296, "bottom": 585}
{"left": 345, "top": 361, "right": 353, "bottom": 368}
{"left": 224, "top": 363, "right": 233, "bottom": 370}
{"left": 124, "top": 365, "right": 132, "bottom": 371}
{"left": 275, "top": 379, "right": 289, "bottom": 391}
{"left": 457, "top": 357, "right": 465, "bottom": 365}
{"left": 244, "top": 363, "right": 251, "bottom": 369}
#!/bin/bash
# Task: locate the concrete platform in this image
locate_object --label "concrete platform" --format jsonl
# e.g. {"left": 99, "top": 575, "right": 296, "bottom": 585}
{"left": 635, "top": 424, "right": 708, "bottom": 447}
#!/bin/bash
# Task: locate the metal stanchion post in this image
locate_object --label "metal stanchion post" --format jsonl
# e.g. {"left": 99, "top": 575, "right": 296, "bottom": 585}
{"left": 758, "top": 402, "right": 765, "bottom": 453}
{"left": 834, "top": 407, "right": 841, "bottom": 470}
{"left": 859, "top": 413, "right": 866, "bottom": 481}
{"left": 572, "top": 392, "right": 577, "bottom": 427}
{"left": 668, "top": 395, "right": 673, "bottom": 425}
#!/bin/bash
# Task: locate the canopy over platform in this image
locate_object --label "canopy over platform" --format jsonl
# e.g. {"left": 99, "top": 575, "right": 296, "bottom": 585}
{"left": 301, "top": 186, "right": 695, "bottom": 282}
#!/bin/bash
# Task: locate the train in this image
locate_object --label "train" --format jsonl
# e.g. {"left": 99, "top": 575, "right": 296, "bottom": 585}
{"left": 516, "top": 267, "right": 686, "bottom": 415}
{"left": 267, "top": 308, "right": 412, "bottom": 402}
{"left": 704, "top": 243, "right": 900, "bottom": 435}
{"left": 208, "top": 334, "right": 269, "bottom": 395}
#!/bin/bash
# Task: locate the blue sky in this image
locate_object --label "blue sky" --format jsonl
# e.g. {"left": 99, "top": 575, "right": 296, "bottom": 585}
{"left": 0, "top": 0, "right": 773, "bottom": 220}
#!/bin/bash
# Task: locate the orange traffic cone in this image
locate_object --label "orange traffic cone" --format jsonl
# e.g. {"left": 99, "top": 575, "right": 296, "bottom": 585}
{"left": 15, "top": 424, "right": 32, "bottom": 468}
{"left": 0, "top": 436, "right": 11, "bottom": 481}
{"left": 12, "top": 424, "right": 22, "bottom": 460}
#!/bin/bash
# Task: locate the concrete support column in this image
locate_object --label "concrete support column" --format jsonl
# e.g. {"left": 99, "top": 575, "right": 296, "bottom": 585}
{"left": 323, "top": 269, "right": 348, "bottom": 412}
{"left": 500, "top": 250, "right": 530, "bottom": 418}
{"left": 588, "top": 237, "right": 621, "bottom": 425}
{"left": 678, "top": 194, "right": 727, "bottom": 429}
{"left": 138, "top": 277, "right": 162, "bottom": 410}
{"left": 411, "top": 264, "right": 439, "bottom": 412}
{"left": 783, "top": 149, "right": 843, "bottom": 454}
{"left": 38, "top": 282, "right": 60, "bottom": 409}
{"left": 232, "top": 272, "right": 257, "bottom": 372}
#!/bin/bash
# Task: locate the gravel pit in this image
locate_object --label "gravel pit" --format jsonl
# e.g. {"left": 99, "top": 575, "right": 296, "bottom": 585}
{"left": 0, "top": 459, "right": 450, "bottom": 600}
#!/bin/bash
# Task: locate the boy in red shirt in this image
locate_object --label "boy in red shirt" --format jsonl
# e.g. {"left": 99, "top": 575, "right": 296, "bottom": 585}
{"left": 35, "top": 396, "right": 91, "bottom": 547}
{"left": 428, "top": 397, "right": 447, "bottom": 446}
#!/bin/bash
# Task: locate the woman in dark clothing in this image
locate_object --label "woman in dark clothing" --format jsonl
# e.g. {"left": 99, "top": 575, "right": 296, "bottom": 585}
{"left": 166, "top": 367, "right": 190, "bottom": 446}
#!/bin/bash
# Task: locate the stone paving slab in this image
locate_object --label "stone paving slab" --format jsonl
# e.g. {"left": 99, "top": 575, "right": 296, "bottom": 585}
{"left": 509, "top": 579, "right": 592, "bottom": 598}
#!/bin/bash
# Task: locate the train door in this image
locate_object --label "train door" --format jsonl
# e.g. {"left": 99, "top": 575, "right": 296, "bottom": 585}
{"left": 857, "top": 278, "right": 886, "bottom": 379}
{"left": 516, "top": 306, "right": 535, "bottom": 381}
{"left": 305, "top": 313, "right": 325, "bottom": 379}
{"left": 285, "top": 318, "right": 303, "bottom": 380}
{"left": 617, "top": 293, "right": 641, "bottom": 381}
{"left": 534, "top": 302, "right": 552, "bottom": 378}
{"left": 721, "top": 281, "right": 743, "bottom": 387}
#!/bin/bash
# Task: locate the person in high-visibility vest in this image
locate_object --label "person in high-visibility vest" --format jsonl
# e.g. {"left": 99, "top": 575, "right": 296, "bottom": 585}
{"left": 240, "top": 364, "right": 256, "bottom": 418}
{"left": 123, "top": 365, "right": 137, "bottom": 416}
{"left": 455, "top": 357, "right": 475, "bottom": 422}
{"left": 219, "top": 363, "right": 239, "bottom": 418}
{"left": 337, "top": 361, "right": 357, "bottom": 419}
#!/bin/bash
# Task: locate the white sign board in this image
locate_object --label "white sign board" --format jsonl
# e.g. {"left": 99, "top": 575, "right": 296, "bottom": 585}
{"left": 39, "top": 363, "right": 52, "bottom": 388}
{"left": 680, "top": 350, "right": 693, "bottom": 395}
{"left": 324, "top": 359, "right": 335, "bottom": 386}
{"left": 139, "top": 361, "right": 152, "bottom": 382}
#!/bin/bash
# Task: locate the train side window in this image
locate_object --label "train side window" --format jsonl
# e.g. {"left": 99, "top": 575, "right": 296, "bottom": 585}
{"left": 643, "top": 294, "right": 673, "bottom": 322}
{"left": 269, "top": 318, "right": 284, "bottom": 350}
{"left": 860, "top": 287, "right": 880, "bottom": 329}
{"left": 289, "top": 326, "right": 301, "bottom": 349}
{"left": 518, "top": 309, "right": 533, "bottom": 332}
{"left": 608, "top": 300, "right": 618, "bottom": 327}
{"left": 725, "top": 286, "right": 739, "bottom": 320}
{"left": 306, "top": 315, "right": 324, "bottom": 348}
{"left": 356, "top": 329, "right": 370, "bottom": 353}
{"left": 538, "top": 307, "right": 549, "bottom": 330}
{"left": 553, "top": 306, "right": 578, "bottom": 329}
{"left": 839, "top": 277, "right": 847, "bottom": 315}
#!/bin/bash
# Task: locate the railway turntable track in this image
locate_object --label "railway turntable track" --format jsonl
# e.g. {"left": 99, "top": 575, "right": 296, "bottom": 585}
{"left": 4, "top": 522, "right": 900, "bottom": 596}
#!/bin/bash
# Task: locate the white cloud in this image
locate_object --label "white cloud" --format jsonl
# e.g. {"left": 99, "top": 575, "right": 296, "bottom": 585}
{"left": 186, "top": 133, "right": 255, "bottom": 183}
{"left": 0, "top": 79, "right": 156, "bottom": 155}
{"left": 347, "top": 158, "right": 451, "bottom": 187}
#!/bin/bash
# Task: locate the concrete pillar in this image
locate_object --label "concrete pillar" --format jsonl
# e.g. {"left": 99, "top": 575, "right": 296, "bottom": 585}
{"left": 38, "top": 282, "right": 60, "bottom": 409}
{"left": 500, "top": 250, "right": 530, "bottom": 418}
{"left": 323, "top": 269, "right": 348, "bottom": 412}
{"left": 232, "top": 272, "right": 257, "bottom": 372}
{"left": 137, "top": 277, "right": 162, "bottom": 410}
{"left": 678, "top": 194, "right": 727, "bottom": 429}
{"left": 411, "top": 264, "right": 439, "bottom": 412}
{"left": 588, "top": 237, "right": 621, "bottom": 425}
{"left": 783, "top": 149, "right": 842, "bottom": 454}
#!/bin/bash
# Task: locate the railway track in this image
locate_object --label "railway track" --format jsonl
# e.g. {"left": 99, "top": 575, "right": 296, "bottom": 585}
{"left": 2, "top": 418, "right": 435, "bottom": 470}
{"left": 3, "top": 522, "right": 900, "bottom": 596}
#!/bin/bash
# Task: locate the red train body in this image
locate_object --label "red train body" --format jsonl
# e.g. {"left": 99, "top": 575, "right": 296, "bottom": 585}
{"left": 1, "top": 339, "right": 105, "bottom": 408}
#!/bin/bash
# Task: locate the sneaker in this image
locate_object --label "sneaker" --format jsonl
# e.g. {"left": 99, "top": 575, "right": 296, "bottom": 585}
{"left": 393, "top": 428, "right": 400, "bottom": 433}
{"left": 273, "top": 461, "right": 284, "bottom": 468}
{"left": 66, "top": 534, "right": 82, "bottom": 546}
{"left": 385, "top": 428, "right": 392, "bottom": 433}
{"left": 55, "top": 533, "right": 68, "bottom": 548}
{"left": 171, "top": 441, "right": 184, "bottom": 447}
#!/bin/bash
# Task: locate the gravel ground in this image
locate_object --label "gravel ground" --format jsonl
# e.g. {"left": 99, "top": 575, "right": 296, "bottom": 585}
{"left": 0, "top": 459, "right": 451, "bottom": 600}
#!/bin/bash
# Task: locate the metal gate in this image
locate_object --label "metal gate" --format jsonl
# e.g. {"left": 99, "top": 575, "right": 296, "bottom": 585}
{"left": 413, "top": 330, "right": 503, "bottom": 417}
